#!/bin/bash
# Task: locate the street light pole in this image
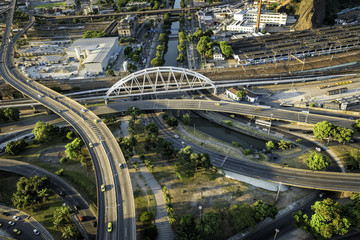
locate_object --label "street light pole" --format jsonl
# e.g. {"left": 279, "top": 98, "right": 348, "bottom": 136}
{"left": 268, "top": 113, "right": 273, "bottom": 135}
{"left": 198, "top": 205, "right": 202, "bottom": 219}
{"left": 274, "top": 229, "right": 280, "bottom": 240}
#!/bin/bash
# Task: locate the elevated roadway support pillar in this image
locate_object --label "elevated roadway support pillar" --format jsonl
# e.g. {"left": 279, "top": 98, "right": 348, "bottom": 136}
{"left": 213, "top": 87, "right": 217, "bottom": 95}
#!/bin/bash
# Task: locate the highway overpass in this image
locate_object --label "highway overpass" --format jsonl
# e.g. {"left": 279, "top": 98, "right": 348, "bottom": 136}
{"left": 0, "top": 1, "right": 135, "bottom": 239}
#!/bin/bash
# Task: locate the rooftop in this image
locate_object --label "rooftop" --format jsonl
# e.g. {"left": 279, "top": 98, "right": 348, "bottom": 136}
{"left": 67, "top": 37, "right": 118, "bottom": 63}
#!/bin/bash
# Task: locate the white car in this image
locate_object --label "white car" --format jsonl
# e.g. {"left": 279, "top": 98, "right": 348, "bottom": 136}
{"left": 33, "top": 229, "right": 40, "bottom": 235}
{"left": 8, "top": 221, "right": 15, "bottom": 226}
{"left": 174, "top": 134, "right": 179, "bottom": 139}
{"left": 37, "top": 94, "right": 44, "bottom": 98}
{"left": 81, "top": 109, "right": 88, "bottom": 112}
{"left": 12, "top": 216, "right": 20, "bottom": 221}
{"left": 315, "top": 147, "right": 322, "bottom": 152}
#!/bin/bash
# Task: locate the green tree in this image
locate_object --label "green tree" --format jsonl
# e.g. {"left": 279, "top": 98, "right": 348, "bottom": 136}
{"left": 151, "top": 56, "right": 164, "bottom": 66}
{"left": 346, "top": 148, "right": 360, "bottom": 169}
{"left": 53, "top": 205, "right": 72, "bottom": 230}
{"left": 229, "top": 203, "right": 256, "bottom": 232}
{"left": 196, "top": 212, "right": 221, "bottom": 238}
{"left": 177, "top": 43, "right": 186, "bottom": 52}
{"left": 278, "top": 140, "right": 288, "bottom": 151}
{"left": 159, "top": 33, "right": 168, "bottom": 42}
{"left": 292, "top": 210, "right": 309, "bottom": 230}
{"left": 5, "top": 139, "right": 27, "bottom": 155}
{"left": 66, "top": 131, "right": 75, "bottom": 140}
{"left": 253, "top": 200, "right": 278, "bottom": 221}
{"left": 182, "top": 113, "right": 191, "bottom": 125}
{"left": 313, "top": 121, "right": 335, "bottom": 141}
{"left": 306, "top": 151, "right": 330, "bottom": 170}
{"left": 352, "top": 119, "right": 360, "bottom": 131}
{"left": 144, "top": 224, "right": 158, "bottom": 240}
{"left": 219, "top": 41, "right": 234, "bottom": 58}
{"left": 62, "top": 225, "right": 76, "bottom": 239}
{"left": 106, "top": 68, "right": 114, "bottom": 76}
{"left": 193, "top": 27, "right": 203, "bottom": 39}
{"left": 157, "top": 45, "right": 164, "bottom": 51}
{"left": 236, "top": 90, "right": 246, "bottom": 100}
{"left": 196, "top": 36, "right": 211, "bottom": 65}
{"left": 309, "top": 198, "right": 350, "bottom": 239}
{"left": 176, "top": 215, "right": 198, "bottom": 240}
{"left": 145, "top": 121, "right": 159, "bottom": 136}
{"left": 0, "top": 109, "right": 8, "bottom": 122}
{"left": 140, "top": 211, "right": 154, "bottom": 224}
{"left": 33, "top": 121, "right": 54, "bottom": 142}
{"left": 333, "top": 127, "right": 354, "bottom": 144}
{"left": 65, "top": 138, "right": 84, "bottom": 160}
{"left": 11, "top": 175, "right": 50, "bottom": 209}
{"left": 4, "top": 107, "right": 20, "bottom": 121}
{"left": 177, "top": 52, "right": 185, "bottom": 63}
{"left": 266, "top": 141, "right": 275, "bottom": 150}
{"left": 103, "top": 114, "right": 117, "bottom": 125}
{"left": 344, "top": 194, "right": 360, "bottom": 230}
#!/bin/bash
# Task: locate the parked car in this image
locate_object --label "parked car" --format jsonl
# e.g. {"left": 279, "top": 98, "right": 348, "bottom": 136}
{"left": 33, "top": 229, "right": 40, "bottom": 236}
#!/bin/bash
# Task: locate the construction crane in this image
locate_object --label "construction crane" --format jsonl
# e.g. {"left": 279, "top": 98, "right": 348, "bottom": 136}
{"left": 256, "top": 0, "right": 262, "bottom": 32}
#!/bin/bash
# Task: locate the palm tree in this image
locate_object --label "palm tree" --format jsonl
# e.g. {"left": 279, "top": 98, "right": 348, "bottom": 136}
{"left": 165, "top": 193, "right": 172, "bottom": 203}
{"left": 62, "top": 226, "right": 75, "bottom": 239}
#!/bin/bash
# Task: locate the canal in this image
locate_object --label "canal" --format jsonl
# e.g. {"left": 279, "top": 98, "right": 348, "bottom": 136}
{"left": 184, "top": 112, "right": 267, "bottom": 150}
{"left": 163, "top": 0, "right": 181, "bottom": 66}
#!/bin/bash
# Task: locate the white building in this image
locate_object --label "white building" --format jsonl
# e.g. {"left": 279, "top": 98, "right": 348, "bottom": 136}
{"left": 213, "top": 52, "right": 225, "bottom": 61}
{"left": 67, "top": 37, "right": 120, "bottom": 74}
{"left": 226, "top": 20, "right": 265, "bottom": 33}
{"left": 234, "top": 8, "right": 287, "bottom": 26}
{"left": 226, "top": 87, "right": 241, "bottom": 101}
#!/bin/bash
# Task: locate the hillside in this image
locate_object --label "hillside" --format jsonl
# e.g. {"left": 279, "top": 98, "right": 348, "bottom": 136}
{"left": 292, "top": 0, "right": 326, "bottom": 30}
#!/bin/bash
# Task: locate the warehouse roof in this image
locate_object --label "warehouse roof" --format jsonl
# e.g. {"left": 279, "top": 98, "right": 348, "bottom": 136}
{"left": 67, "top": 37, "right": 118, "bottom": 64}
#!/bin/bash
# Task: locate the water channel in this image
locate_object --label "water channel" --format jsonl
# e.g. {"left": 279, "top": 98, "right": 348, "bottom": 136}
{"left": 163, "top": 0, "right": 180, "bottom": 66}
{"left": 183, "top": 112, "right": 267, "bottom": 150}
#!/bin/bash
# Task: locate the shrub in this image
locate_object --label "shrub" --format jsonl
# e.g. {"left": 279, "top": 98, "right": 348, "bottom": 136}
{"left": 55, "top": 168, "right": 64, "bottom": 176}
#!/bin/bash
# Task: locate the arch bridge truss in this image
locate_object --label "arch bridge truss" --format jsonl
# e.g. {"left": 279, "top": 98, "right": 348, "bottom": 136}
{"left": 105, "top": 67, "right": 215, "bottom": 98}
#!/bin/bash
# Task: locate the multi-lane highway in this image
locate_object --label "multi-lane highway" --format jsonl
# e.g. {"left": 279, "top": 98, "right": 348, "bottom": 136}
{"left": 93, "top": 99, "right": 355, "bottom": 128}
{"left": 0, "top": 1, "right": 135, "bottom": 239}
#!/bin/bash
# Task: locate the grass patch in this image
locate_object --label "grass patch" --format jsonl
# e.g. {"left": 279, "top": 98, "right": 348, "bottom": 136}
{"left": 179, "top": 124, "right": 245, "bottom": 160}
{"left": 0, "top": 171, "right": 21, "bottom": 205}
{"left": 4, "top": 139, "right": 97, "bottom": 205}
{"left": 281, "top": 151, "right": 309, "bottom": 169}
{"left": 23, "top": 194, "right": 73, "bottom": 240}
{"left": 134, "top": 183, "right": 156, "bottom": 221}
{"left": 274, "top": 147, "right": 302, "bottom": 157}
{"left": 29, "top": 2, "right": 65, "bottom": 9}
{"left": 328, "top": 144, "right": 355, "bottom": 169}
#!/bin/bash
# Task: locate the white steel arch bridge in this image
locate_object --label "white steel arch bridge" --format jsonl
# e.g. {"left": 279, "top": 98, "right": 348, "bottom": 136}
{"left": 105, "top": 67, "right": 216, "bottom": 98}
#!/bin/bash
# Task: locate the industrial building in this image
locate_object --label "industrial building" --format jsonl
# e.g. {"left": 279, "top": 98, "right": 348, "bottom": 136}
{"left": 226, "top": 20, "right": 265, "bottom": 33}
{"left": 66, "top": 37, "right": 120, "bottom": 74}
{"left": 234, "top": 8, "right": 287, "bottom": 26}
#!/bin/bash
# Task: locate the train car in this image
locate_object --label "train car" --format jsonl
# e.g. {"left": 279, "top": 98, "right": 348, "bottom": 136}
{"left": 326, "top": 87, "right": 348, "bottom": 95}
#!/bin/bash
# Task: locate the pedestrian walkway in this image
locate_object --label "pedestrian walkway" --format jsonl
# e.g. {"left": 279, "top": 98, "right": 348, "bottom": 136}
{"left": 122, "top": 116, "right": 174, "bottom": 240}
{"left": 134, "top": 157, "right": 175, "bottom": 240}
